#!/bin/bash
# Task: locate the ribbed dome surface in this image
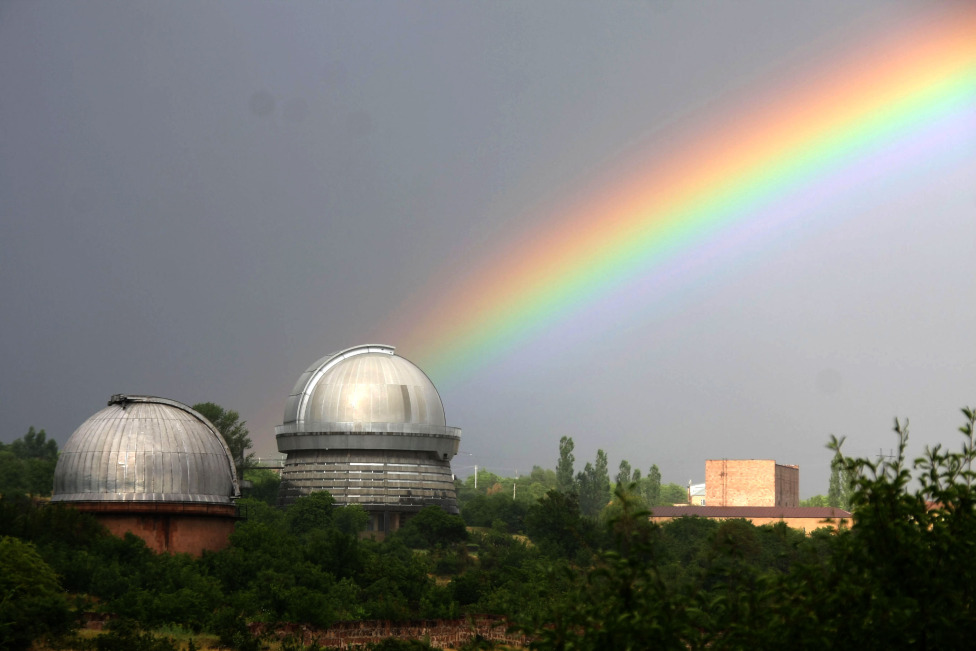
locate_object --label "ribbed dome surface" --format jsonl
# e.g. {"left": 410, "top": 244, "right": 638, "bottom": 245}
{"left": 52, "top": 395, "right": 239, "bottom": 504}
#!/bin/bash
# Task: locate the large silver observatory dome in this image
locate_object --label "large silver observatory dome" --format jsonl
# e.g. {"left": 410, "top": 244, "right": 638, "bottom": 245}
{"left": 276, "top": 344, "right": 461, "bottom": 524}
{"left": 296, "top": 350, "right": 445, "bottom": 425}
{"left": 53, "top": 395, "right": 240, "bottom": 504}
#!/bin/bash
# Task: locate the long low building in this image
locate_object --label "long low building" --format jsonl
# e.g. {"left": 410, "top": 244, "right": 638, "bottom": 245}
{"left": 649, "top": 505, "right": 851, "bottom": 534}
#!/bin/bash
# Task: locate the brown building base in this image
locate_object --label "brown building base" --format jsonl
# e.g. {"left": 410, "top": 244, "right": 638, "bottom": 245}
{"left": 649, "top": 505, "right": 850, "bottom": 534}
{"left": 68, "top": 502, "right": 239, "bottom": 556}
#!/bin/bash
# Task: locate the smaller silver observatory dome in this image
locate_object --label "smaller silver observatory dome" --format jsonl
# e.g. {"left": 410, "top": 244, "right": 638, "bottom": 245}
{"left": 53, "top": 395, "right": 240, "bottom": 504}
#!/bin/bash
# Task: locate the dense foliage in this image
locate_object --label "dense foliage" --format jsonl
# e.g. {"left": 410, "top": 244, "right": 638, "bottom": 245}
{"left": 0, "top": 535, "right": 74, "bottom": 650}
{"left": 454, "top": 441, "right": 690, "bottom": 524}
{"left": 0, "top": 427, "right": 58, "bottom": 497}
{"left": 3, "top": 409, "right": 976, "bottom": 649}
{"left": 192, "top": 402, "right": 255, "bottom": 480}
{"left": 526, "top": 409, "right": 976, "bottom": 649}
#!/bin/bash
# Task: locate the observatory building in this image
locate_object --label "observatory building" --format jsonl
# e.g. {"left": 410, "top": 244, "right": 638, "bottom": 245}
{"left": 52, "top": 394, "right": 240, "bottom": 555}
{"left": 275, "top": 344, "right": 461, "bottom": 534}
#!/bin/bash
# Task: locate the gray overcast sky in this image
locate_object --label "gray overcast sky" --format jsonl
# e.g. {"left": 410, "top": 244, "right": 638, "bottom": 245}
{"left": 2, "top": 1, "right": 974, "bottom": 497}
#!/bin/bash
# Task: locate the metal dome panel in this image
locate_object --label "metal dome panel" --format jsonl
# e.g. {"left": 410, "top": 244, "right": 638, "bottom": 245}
{"left": 52, "top": 395, "right": 239, "bottom": 504}
{"left": 307, "top": 352, "right": 445, "bottom": 426}
{"left": 282, "top": 345, "right": 447, "bottom": 430}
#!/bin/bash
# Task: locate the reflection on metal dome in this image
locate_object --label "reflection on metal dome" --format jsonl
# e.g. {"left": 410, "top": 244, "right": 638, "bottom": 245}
{"left": 281, "top": 344, "right": 447, "bottom": 430}
{"left": 52, "top": 395, "right": 240, "bottom": 504}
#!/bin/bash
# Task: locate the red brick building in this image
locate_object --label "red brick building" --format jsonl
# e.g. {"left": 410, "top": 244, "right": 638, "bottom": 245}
{"left": 705, "top": 459, "right": 799, "bottom": 507}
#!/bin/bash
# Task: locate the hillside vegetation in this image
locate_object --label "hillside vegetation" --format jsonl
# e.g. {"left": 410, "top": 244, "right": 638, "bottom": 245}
{"left": 2, "top": 409, "right": 975, "bottom": 649}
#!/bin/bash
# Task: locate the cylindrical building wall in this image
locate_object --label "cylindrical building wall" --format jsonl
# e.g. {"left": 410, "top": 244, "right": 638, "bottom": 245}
{"left": 277, "top": 449, "right": 458, "bottom": 513}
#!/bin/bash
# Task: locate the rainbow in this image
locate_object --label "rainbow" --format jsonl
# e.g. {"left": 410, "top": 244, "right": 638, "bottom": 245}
{"left": 378, "top": 6, "right": 976, "bottom": 384}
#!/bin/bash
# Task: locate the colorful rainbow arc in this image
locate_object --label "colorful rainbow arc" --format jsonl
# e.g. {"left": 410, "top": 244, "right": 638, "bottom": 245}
{"left": 384, "top": 7, "right": 976, "bottom": 383}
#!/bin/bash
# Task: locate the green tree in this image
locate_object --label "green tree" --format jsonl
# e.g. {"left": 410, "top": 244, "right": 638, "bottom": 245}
{"left": 800, "top": 494, "right": 829, "bottom": 507}
{"left": 6, "top": 427, "right": 58, "bottom": 461}
{"left": 528, "top": 465, "right": 556, "bottom": 486}
{"left": 0, "top": 452, "right": 27, "bottom": 496}
{"left": 526, "top": 487, "right": 687, "bottom": 650}
{"left": 333, "top": 504, "right": 370, "bottom": 536}
{"left": 840, "top": 452, "right": 856, "bottom": 509}
{"left": 394, "top": 505, "right": 468, "bottom": 549}
{"left": 0, "top": 427, "right": 58, "bottom": 496}
{"left": 90, "top": 618, "right": 180, "bottom": 651}
{"left": 286, "top": 491, "right": 336, "bottom": 535}
{"left": 24, "top": 458, "right": 56, "bottom": 496}
{"left": 0, "top": 536, "right": 74, "bottom": 650}
{"left": 460, "top": 492, "right": 528, "bottom": 533}
{"left": 827, "top": 448, "right": 855, "bottom": 510}
{"left": 659, "top": 482, "right": 687, "bottom": 505}
{"left": 517, "top": 466, "right": 557, "bottom": 505}
{"left": 615, "top": 459, "right": 632, "bottom": 487}
{"left": 525, "top": 490, "right": 592, "bottom": 559}
{"left": 595, "top": 449, "right": 610, "bottom": 499}
{"left": 645, "top": 464, "right": 662, "bottom": 505}
{"left": 827, "top": 451, "right": 841, "bottom": 507}
{"left": 241, "top": 468, "right": 281, "bottom": 505}
{"left": 192, "top": 402, "right": 253, "bottom": 479}
{"left": 576, "top": 463, "right": 598, "bottom": 517}
{"left": 761, "top": 412, "right": 976, "bottom": 648}
{"left": 526, "top": 407, "right": 976, "bottom": 649}
{"left": 556, "top": 436, "right": 576, "bottom": 494}
{"left": 577, "top": 450, "right": 611, "bottom": 518}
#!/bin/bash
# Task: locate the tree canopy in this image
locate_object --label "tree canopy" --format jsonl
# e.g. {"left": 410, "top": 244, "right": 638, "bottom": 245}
{"left": 0, "top": 427, "right": 58, "bottom": 497}
{"left": 192, "top": 402, "right": 253, "bottom": 479}
{"left": 555, "top": 435, "right": 576, "bottom": 494}
{"left": 4, "top": 407, "right": 976, "bottom": 649}
{"left": 577, "top": 449, "right": 611, "bottom": 517}
{"left": 0, "top": 536, "right": 73, "bottom": 650}
{"left": 524, "top": 407, "right": 976, "bottom": 649}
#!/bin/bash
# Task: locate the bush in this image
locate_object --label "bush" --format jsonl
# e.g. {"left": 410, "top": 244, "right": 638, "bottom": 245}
{"left": 525, "top": 407, "right": 976, "bottom": 649}
{"left": 287, "top": 491, "right": 336, "bottom": 535}
{"left": 91, "top": 619, "right": 180, "bottom": 651}
{"left": 242, "top": 468, "right": 281, "bottom": 505}
{"left": 393, "top": 506, "right": 468, "bottom": 549}
{"left": 209, "top": 607, "right": 261, "bottom": 651}
{"left": 0, "top": 536, "right": 74, "bottom": 650}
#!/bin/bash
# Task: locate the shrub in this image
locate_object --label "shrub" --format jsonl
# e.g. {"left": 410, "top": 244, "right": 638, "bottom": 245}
{"left": 0, "top": 536, "right": 74, "bottom": 650}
